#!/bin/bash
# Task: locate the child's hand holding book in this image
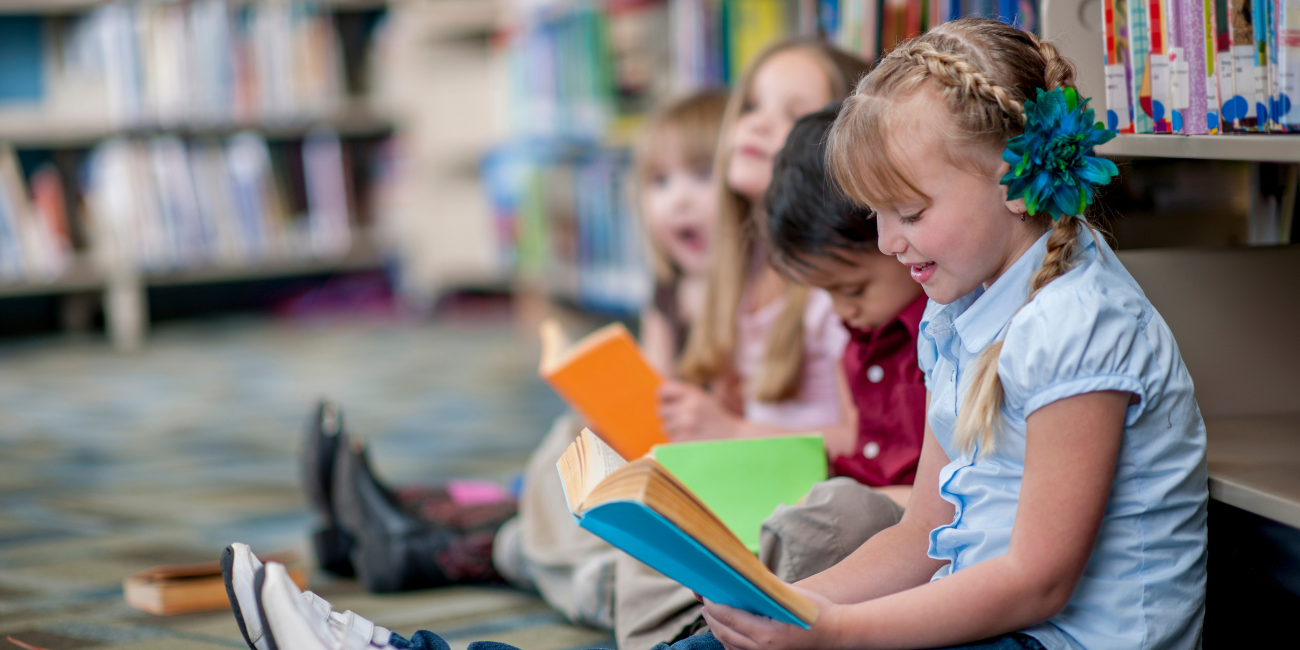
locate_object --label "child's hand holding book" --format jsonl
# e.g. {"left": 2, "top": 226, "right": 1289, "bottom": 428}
{"left": 702, "top": 586, "right": 839, "bottom": 650}
{"left": 656, "top": 380, "right": 744, "bottom": 442}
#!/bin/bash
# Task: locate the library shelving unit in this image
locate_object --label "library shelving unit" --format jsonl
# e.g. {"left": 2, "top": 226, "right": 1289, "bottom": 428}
{"left": 0, "top": 0, "right": 394, "bottom": 350}
{"left": 1042, "top": 0, "right": 1300, "bottom": 568}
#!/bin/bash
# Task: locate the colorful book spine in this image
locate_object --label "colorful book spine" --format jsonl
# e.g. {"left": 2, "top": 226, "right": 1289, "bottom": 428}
{"left": 1252, "top": 0, "right": 1275, "bottom": 128}
{"left": 1228, "top": 0, "right": 1260, "bottom": 130}
{"left": 1280, "top": 0, "right": 1300, "bottom": 130}
{"left": 1202, "top": 0, "right": 1222, "bottom": 132}
{"left": 999, "top": 0, "right": 1018, "bottom": 25}
{"left": 1261, "top": 0, "right": 1282, "bottom": 128}
{"left": 1214, "top": 0, "right": 1239, "bottom": 129}
{"left": 1129, "top": 0, "right": 1156, "bottom": 132}
{"left": 1177, "top": 0, "right": 1211, "bottom": 132}
{"left": 1103, "top": 0, "right": 1137, "bottom": 131}
{"left": 818, "top": 0, "right": 840, "bottom": 41}
{"left": 1147, "top": 0, "right": 1175, "bottom": 131}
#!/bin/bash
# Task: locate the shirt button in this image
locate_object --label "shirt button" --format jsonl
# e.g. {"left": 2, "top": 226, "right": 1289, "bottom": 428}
{"left": 867, "top": 365, "right": 884, "bottom": 383}
{"left": 863, "top": 441, "right": 881, "bottom": 459}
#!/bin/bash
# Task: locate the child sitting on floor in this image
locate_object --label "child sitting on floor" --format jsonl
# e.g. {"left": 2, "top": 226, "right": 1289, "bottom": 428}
{"left": 699, "top": 18, "right": 1208, "bottom": 650}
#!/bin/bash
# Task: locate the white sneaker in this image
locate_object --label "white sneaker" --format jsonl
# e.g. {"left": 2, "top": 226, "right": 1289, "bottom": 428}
{"left": 223, "top": 543, "right": 270, "bottom": 650}
{"left": 224, "top": 545, "right": 389, "bottom": 650}
{"left": 258, "top": 562, "right": 395, "bottom": 650}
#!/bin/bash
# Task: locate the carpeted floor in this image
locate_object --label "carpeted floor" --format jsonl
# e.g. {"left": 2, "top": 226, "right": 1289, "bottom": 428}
{"left": 0, "top": 312, "right": 615, "bottom": 650}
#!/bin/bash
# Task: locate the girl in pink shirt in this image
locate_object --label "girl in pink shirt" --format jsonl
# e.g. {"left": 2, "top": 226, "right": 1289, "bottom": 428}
{"left": 659, "top": 40, "right": 869, "bottom": 440}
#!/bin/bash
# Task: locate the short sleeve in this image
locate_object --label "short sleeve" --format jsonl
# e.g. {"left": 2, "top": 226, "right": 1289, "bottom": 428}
{"left": 998, "top": 289, "right": 1154, "bottom": 425}
{"left": 917, "top": 299, "right": 943, "bottom": 391}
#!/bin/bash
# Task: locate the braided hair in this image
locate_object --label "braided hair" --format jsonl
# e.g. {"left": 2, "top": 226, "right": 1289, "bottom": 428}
{"left": 827, "top": 18, "right": 1087, "bottom": 456}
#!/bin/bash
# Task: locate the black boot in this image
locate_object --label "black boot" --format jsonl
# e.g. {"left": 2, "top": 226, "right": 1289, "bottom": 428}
{"left": 301, "top": 400, "right": 354, "bottom": 576}
{"left": 332, "top": 440, "right": 460, "bottom": 592}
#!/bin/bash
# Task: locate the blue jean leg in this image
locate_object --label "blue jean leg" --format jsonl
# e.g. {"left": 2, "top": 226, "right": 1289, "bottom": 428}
{"left": 389, "top": 629, "right": 1043, "bottom": 650}
{"left": 651, "top": 631, "right": 1045, "bottom": 650}
{"left": 388, "top": 630, "right": 524, "bottom": 650}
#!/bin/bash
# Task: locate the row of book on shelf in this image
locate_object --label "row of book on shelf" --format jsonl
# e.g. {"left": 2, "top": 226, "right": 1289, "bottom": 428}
{"left": 1100, "top": 0, "right": 1300, "bottom": 134}
{"left": 0, "top": 130, "right": 364, "bottom": 283}
{"left": 481, "top": 140, "right": 650, "bottom": 315}
{"left": 500, "top": 0, "right": 1039, "bottom": 139}
{"left": 672, "top": 0, "right": 1039, "bottom": 92}
{"left": 1, "top": 0, "right": 349, "bottom": 129}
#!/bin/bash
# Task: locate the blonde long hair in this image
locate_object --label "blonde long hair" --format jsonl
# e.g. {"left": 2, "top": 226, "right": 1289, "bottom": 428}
{"left": 828, "top": 19, "right": 1091, "bottom": 455}
{"left": 678, "top": 40, "right": 870, "bottom": 402}
{"left": 632, "top": 91, "right": 730, "bottom": 284}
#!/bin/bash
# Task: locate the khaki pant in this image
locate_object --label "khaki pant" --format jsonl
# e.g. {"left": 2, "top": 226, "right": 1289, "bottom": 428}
{"left": 493, "top": 419, "right": 904, "bottom": 647}
{"left": 492, "top": 413, "right": 618, "bottom": 628}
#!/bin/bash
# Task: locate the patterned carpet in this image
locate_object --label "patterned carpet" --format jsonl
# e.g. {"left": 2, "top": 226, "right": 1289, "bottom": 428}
{"left": 0, "top": 312, "right": 615, "bottom": 650}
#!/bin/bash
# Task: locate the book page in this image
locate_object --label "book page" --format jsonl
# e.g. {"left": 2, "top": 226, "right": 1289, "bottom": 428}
{"left": 538, "top": 319, "right": 570, "bottom": 374}
{"left": 582, "top": 427, "right": 628, "bottom": 487}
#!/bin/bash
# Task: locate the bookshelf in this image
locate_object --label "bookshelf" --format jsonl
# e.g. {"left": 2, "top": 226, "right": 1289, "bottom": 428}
{"left": 0, "top": 0, "right": 395, "bottom": 349}
{"left": 0, "top": 101, "right": 393, "bottom": 149}
{"left": 1041, "top": 0, "right": 1300, "bottom": 576}
{"left": 1097, "top": 135, "right": 1300, "bottom": 164}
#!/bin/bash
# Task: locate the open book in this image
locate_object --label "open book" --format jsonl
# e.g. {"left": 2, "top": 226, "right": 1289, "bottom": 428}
{"left": 539, "top": 319, "right": 668, "bottom": 460}
{"left": 557, "top": 429, "right": 819, "bottom": 628}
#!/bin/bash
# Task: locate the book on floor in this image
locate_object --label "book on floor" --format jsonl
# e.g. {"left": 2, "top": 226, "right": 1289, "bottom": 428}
{"left": 123, "top": 550, "right": 306, "bottom": 616}
{"left": 539, "top": 319, "right": 669, "bottom": 460}
{"left": 556, "top": 428, "right": 820, "bottom": 628}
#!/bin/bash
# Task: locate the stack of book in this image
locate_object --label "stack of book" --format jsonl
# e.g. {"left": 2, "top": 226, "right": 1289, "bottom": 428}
{"left": 1100, "top": 0, "right": 1299, "bottom": 135}
{"left": 83, "top": 130, "right": 357, "bottom": 273}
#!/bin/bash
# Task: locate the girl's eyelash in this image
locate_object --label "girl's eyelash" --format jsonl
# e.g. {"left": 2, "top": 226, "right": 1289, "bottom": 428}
{"left": 900, "top": 212, "right": 922, "bottom": 224}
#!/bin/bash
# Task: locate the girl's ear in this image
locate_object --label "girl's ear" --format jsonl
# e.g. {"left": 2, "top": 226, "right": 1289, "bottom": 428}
{"left": 994, "top": 160, "right": 1026, "bottom": 215}
{"left": 1006, "top": 196, "right": 1027, "bottom": 216}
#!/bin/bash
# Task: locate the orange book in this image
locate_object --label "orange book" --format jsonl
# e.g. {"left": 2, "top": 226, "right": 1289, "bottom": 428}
{"left": 539, "top": 319, "right": 669, "bottom": 459}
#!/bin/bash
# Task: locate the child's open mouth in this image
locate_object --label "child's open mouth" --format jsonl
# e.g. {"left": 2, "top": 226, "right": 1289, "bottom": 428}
{"left": 674, "top": 226, "right": 706, "bottom": 253}
{"left": 910, "top": 262, "right": 936, "bottom": 283}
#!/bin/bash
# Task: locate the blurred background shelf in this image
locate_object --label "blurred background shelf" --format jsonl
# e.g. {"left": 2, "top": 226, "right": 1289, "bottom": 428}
{"left": 0, "top": 254, "right": 102, "bottom": 298}
{"left": 143, "top": 228, "right": 383, "bottom": 288}
{"left": 0, "top": 103, "right": 395, "bottom": 149}
{"left": 0, "top": 0, "right": 107, "bottom": 14}
{"left": 1098, "top": 135, "right": 1300, "bottom": 164}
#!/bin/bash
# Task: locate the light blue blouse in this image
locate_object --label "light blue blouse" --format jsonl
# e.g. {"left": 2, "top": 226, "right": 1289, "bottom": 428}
{"left": 918, "top": 228, "right": 1208, "bottom": 650}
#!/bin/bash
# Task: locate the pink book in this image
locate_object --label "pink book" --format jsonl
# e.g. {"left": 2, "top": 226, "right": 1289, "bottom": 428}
{"left": 1175, "top": 0, "right": 1212, "bottom": 132}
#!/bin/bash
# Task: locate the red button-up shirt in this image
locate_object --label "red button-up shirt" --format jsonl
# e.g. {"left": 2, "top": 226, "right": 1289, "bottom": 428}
{"left": 832, "top": 295, "right": 928, "bottom": 487}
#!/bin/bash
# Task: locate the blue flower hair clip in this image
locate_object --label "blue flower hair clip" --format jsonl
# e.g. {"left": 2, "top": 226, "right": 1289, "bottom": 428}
{"left": 1001, "top": 87, "right": 1119, "bottom": 220}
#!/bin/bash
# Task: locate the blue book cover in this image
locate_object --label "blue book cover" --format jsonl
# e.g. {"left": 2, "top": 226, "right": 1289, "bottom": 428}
{"left": 0, "top": 16, "right": 45, "bottom": 104}
{"left": 557, "top": 430, "right": 817, "bottom": 628}
{"left": 577, "top": 501, "right": 812, "bottom": 628}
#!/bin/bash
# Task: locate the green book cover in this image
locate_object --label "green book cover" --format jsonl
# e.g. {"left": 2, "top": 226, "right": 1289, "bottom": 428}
{"left": 652, "top": 435, "right": 827, "bottom": 554}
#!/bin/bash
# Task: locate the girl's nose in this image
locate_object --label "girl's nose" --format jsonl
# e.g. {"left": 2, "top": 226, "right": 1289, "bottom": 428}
{"left": 876, "top": 218, "right": 906, "bottom": 257}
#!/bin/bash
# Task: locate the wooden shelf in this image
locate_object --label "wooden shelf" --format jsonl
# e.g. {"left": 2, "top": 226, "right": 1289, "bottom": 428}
{"left": 0, "top": 255, "right": 103, "bottom": 298}
{"left": 0, "top": 103, "right": 393, "bottom": 148}
{"left": 0, "top": 0, "right": 105, "bottom": 14}
{"left": 1097, "top": 134, "right": 1300, "bottom": 164}
{"left": 144, "top": 234, "right": 383, "bottom": 288}
{"left": 0, "top": 0, "right": 387, "bottom": 14}
{"left": 1206, "top": 414, "right": 1300, "bottom": 529}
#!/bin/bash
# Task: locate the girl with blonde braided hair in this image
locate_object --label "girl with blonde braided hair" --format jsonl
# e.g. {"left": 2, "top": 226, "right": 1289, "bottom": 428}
{"left": 693, "top": 18, "right": 1209, "bottom": 650}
